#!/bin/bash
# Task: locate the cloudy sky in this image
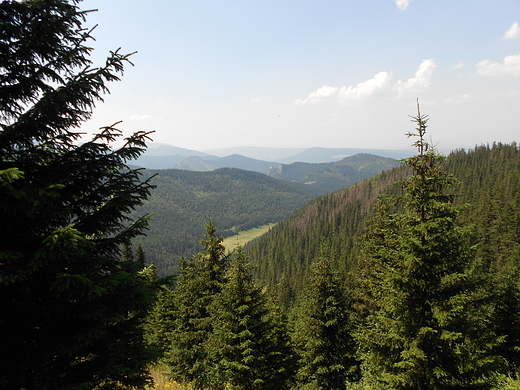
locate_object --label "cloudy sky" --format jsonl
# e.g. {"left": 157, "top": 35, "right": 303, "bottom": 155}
{"left": 80, "top": 0, "right": 520, "bottom": 152}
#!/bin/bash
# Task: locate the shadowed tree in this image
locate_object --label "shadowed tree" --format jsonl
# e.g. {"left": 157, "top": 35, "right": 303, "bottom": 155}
{"left": 165, "top": 219, "right": 230, "bottom": 389}
{"left": 0, "top": 1, "right": 156, "bottom": 388}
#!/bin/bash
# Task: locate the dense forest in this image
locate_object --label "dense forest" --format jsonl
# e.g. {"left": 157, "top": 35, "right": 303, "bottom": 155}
{"left": 266, "top": 153, "right": 400, "bottom": 196}
{"left": 4, "top": 1, "right": 520, "bottom": 389}
{"left": 245, "top": 142, "right": 520, "bottom": 307}
{"left": 131, "top": 152, "right": 399, "bottom": 276}
{"left": 132, "top": 168, "right": 315, "bottom": 275}
{"left": 146, "top": 132, "right": 520, "bottom": 389}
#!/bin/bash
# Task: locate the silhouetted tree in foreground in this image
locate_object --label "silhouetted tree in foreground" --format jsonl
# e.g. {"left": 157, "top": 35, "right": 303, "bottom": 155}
{"left": 0, "top": 1, "right": 156, "bottom": 388}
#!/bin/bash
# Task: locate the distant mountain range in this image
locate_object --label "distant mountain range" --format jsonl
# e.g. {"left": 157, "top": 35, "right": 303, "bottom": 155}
{"left": 132, "top": 143, "right": 414, "bottom": 170}
{"left": 129, "top": 143, "right": 405, "bottom": 195}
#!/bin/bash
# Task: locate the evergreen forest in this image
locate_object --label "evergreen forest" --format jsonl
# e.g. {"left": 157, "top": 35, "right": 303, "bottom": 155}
{"left": 3, "top": 1, "right": 520, "bottom": 390}
{"left": 131, "top": 167, "right": 315, "bottom": 275}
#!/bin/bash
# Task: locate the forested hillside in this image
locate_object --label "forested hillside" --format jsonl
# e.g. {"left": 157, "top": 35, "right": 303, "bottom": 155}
{"left": 267, "top": 153, "right": 400, "bottom": 195}
{"left": 171, "top": 152, "right": 400, "bottom": 196}
{"left": 133, "top": 153, "right": 399, "bottom": 275}
{"left": 8, "top": 1, "right": 520, "bottom": 389}
{"left": 246, "top": 142, "right": 520, "bottom": 306}
{"left": 132, "top": 168, "right": 315, "bottom": 275}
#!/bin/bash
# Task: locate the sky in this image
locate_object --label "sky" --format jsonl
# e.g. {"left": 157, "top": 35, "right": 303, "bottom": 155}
{"left": 79, "top": 0, "right": 520, "bottom": 153}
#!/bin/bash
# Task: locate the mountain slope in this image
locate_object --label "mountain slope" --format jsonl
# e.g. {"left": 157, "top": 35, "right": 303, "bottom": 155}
{"left": 173, "top": 154, "right": 277, "bottom": 173}
{"left": 131, "top": 143, "right": 215, "bottom": 169}
{"left": 245, "top": 143, "right": 520, "bottom": 305}
{"left": 132, "top": 168, "right": 315, "bottom": 275}
{"left": 277, "top": 147, "right": 414, "bottom": 163}
{"left": 267, "top": 153, "right": 400, "bottom": 195}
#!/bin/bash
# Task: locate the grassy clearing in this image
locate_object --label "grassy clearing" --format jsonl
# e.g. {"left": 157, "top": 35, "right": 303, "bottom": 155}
{"left": 147, "top": 364, "right": 183, "bottom": 390}
{"left": 222, "top": 223, "right": 277, "bottom": 251}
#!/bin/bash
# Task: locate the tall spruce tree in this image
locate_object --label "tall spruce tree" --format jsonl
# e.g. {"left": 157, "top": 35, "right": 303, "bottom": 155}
{"left": 144, "top": 275, "right": 176, "bottom": 360}
{"left": 291, "top": 241, "right": 359, "bottom": 390}
{"left": 0, "top": 1, "right": 156, "bottom": 388}
{"left": 206, "top": 246, "right": 295, "bottom": 390}
{"left": 166, "top": 219, "right": 230, "bottom": 389}
{"left": 356, "top": 104, "right": 502, "bottom": 389}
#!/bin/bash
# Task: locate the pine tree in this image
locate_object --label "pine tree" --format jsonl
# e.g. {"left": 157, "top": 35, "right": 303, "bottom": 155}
{"left": 291, "top": 241, "right": 359, "bottom": 390}
{"left": 166, "top": 219, "right": 230, "bottom": 388}
{"left": 206, "top": 246, "right": 295, "bottom": 390}
{"left": 492, "top": 248, "right": 520, "bottom": 375}
{"left": 0, "top": 1, "right": 156, "bottom": 388}
{"left": 145, "top": 276, "right": 176, "bottom": 359}
{"left": 357, "top": 104, "right": 502, "bottom": 389}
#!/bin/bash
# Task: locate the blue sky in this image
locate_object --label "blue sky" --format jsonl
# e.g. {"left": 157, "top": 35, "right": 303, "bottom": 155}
{"left": 80, "top": 0, "right": 520, "bottom": 152}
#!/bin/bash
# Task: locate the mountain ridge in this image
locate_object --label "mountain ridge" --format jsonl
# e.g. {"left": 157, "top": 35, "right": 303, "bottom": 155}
{"left": 131, "top": 143, "right": 414, "bottom": 170}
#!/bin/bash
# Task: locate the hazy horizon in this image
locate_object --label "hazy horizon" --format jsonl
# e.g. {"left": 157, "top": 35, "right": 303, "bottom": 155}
{"left": 80, "top": 0, "right": 519, "bottom": 152}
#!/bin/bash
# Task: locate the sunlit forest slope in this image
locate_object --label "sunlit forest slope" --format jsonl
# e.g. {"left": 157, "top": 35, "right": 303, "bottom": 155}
{"left": 246, "top": 142, "right": 520, "bottom": 305}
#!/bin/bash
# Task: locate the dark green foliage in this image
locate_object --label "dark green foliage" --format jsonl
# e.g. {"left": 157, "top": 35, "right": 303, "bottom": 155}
{"left": 291, "top": 241, "right": 359, "bottom": 390}
{"left": 165, "top": 220, "right": 230, "bottom": 388}
{"left": 246, "top": 167, "right": 405, "bottom": 307}
{"left": 0, "top": 1, "right": 156, "bottom": 388}
{"left": 145, "top": 279, "right": 176, "bottom": 359}
{"left": 206, "top": 247, "right": 296, "bottom": 390}
{"left": 247, "top": 143, "right": 520, "bottom": 314}
{"left": 133, "top": 167, "right": 315, "bottom": 276}
{"left": 356, "top": 106, "right": 501, "bottom": 389}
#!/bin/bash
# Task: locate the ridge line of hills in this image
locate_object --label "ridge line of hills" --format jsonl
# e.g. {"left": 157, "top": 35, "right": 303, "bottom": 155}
{"left": 132, "top": 143, "right": 415, "bottom": 170}
{"left": 244, "top": 142, "right": 520, "bottom": 306}
{"left": 132, "top": 153, "right": 402, "bottom": 275}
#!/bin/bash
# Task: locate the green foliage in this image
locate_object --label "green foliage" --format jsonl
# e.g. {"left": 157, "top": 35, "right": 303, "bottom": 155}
{"left": 0, "top": 1, "right": 156, "bottom": 388}
{"left": 165, "top": 220, "right": 230, "bottom": 389}
{"left": 145, "top": 280, "right": 177, "bottom": 359}
{"left": 206, "top": 247, "right": 296, "bottom": 390}
{"left": 290, "top": 241, "right": 359, "bottom": 390}
{"left": 133, "top": 167, "right": 315, "bottom": 276}
{"left": 246, "top": 166, "right": 405, "bottom": 307}
{"left": 356, "top": 105, "right": 502, "bottom": 389}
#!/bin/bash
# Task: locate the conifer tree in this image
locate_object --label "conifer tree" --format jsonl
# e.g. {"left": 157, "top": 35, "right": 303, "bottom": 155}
{"left": 357, "top": 104, "right": 502, "bottom": 389}
{"left": 0, "top": 0, "right": 156, "bottom": 388}
{"left": 166, "top": 219, "right": 230, "bottom": 388}
{"left": 145, "top": 276, "right": 176, "bottom": 359}
{"left": 492, "top": 250, "right": 520, "bottom": 375}
{"left": 291, "top": 241, "right": 358, "bottom": 390}
{"left": 206, "top": 246, "right": 295, "bottom": 390}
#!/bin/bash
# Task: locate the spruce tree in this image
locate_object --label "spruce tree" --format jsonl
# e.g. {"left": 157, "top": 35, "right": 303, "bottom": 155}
{"left": 206, "top": 246, "right": 295, "bottom": 390}
{"left": 291, "top": 241, "right": 359, "bottom": 390}
{"left": 357, "top": 104, "right": 502, "bottom": 389}
{"left": 145, "top": 277, "right": 176, "bottom": 359}
{"left": 0, "top": 1, "right": 156, "bottom": 388}
{"left": 166, "top": 219, "right": 230, "bottom": 388}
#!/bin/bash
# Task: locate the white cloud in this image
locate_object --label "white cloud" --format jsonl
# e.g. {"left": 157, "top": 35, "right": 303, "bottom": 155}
{"left": 295, "top": 85, "right": 339, "bottom": 105}
{"left": 396, "top": 0, "right": 412, "bottom": 11}
{"left": 475, "top": 54, "right": 520, "bottom": 77}
{"left": 250, "top": 97, "right": 262, "bottom": 103}
{"left": 295, "top": 59, "right": 437, "bottom": 105}
{"left": 338, "top": 71, "right": 393, "bottom": 100}
{"left": 451, "top": 61, "right": 464, "bottom": 69}
{"left": 502, "top": 22, "right": 520, "bottom": 40}
{"left": 395, "top": 58, "right": 437, "bottom": 95}
{"left": 129, "top": 114, "right": 153, "bottom": 121}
